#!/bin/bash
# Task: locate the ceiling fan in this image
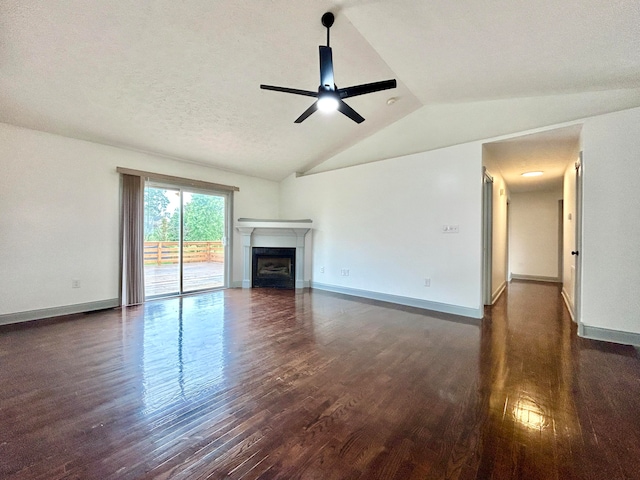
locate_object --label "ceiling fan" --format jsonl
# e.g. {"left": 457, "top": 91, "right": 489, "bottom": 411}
{"left": 260, "top": 12, "right": 397, "bottom": 124}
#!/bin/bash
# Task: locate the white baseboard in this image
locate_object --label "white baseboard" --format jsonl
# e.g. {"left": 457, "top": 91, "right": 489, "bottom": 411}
{"left": 491, "top": 281, "right": 507, "bottom": 304}
{"left": 511, "top": 274, "right": 561, "bottom": 283}
{"left": 0, "top": 298, "right": 120, "bottom": 326}
{"left": 311, "top": 282, "right": 483, "bottom": 319}
{"left": 560, "top": 287, "right": 576, "bottom": 322}
{"left": 295, "top": 279, "right": 309, "bottom": 290}
{"left": 580, "top": 325, "right": 640, "bottom": 347}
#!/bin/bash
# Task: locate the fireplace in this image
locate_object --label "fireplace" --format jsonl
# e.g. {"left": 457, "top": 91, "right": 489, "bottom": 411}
{"left": 252, "top": 247, "right": 296, "bottom": 289}
{"left": 236, "top": 218, "right": 312, "bottom": 290}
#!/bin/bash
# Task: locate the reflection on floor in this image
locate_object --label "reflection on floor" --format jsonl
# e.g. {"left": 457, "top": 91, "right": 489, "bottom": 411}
{"left": 0, "top": 281, "right": 638, "bottom": 479}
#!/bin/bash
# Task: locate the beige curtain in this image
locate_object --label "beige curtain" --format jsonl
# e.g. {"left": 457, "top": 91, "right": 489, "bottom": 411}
{"left": 121, "top": 174, "right": 145, "bottom": 305}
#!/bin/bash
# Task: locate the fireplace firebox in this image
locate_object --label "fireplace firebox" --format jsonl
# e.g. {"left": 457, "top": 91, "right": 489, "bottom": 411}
{"left": 252, "top": 247, "right": 296, "bottom": 289}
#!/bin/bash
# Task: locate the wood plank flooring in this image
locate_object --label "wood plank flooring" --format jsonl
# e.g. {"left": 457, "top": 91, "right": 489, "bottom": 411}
{"left": 1, "top": 282, "right": 639, "bottom": 479}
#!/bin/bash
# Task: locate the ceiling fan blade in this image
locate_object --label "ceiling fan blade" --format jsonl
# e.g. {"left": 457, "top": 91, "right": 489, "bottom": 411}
{"left": 337, "top": 100, "right": 365, "bottom": 124}
{"left": 260, "top": 84, "right": 318, "bottom": 98}
{"left": 319, "top": 46, "right": 335, "bottom": 90}
{"left": 294, "top": 102, "right": 319, "bottom": 123}
{"left": 338, "top": 79, "right": 397, "bottom": 99}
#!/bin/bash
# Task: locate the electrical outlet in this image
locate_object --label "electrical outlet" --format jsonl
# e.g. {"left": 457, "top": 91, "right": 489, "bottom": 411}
{"left": 340, "top": 269, "right": 350, "bottom": 276}
{"left": 320, "top": 266, "right": 325, "bottom": 273}
{"left": 72, "top": 279, "right": 80, "bottom": 288}
{"left": 424, "top": 278, "right": 431, "bottom": 287}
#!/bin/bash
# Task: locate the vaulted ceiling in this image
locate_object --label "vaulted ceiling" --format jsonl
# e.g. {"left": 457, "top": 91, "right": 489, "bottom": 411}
{"left": 1, "top": 1, "right": 640, "bottom": 181}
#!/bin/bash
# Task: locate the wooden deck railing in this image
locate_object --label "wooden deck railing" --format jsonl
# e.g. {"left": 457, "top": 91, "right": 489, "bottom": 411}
{"left": 144, "top": 241, "right": 224, "bottom": 265}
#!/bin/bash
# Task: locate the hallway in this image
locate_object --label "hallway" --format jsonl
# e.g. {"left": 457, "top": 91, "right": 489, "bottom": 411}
{"left": 479, "top": 280, "right": 640, "bottom": 478}
{"left": 0, "top": 281, "right": 638, "bottom": 479}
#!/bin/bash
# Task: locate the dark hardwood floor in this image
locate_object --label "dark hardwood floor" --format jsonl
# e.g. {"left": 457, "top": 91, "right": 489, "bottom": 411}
{"left": 1, "top": 282, "right": 639, "bottom": 479}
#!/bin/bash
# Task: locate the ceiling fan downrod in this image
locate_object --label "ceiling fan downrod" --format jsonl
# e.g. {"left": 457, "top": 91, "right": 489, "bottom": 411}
{"left": 322, "top": 12, "right": 334, "bottom": 47}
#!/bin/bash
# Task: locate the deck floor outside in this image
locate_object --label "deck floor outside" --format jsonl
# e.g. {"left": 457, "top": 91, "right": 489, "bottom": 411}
{"left": 144, "top": 261, "right": 224, "bottom": 296}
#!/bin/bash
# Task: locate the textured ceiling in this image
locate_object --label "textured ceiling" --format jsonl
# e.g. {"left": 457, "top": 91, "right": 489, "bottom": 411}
{"left": 1, "top": 1, "right": 640, "bottom": 181}
{"left": 483, "top": 125, "right": 582, "bottom": 193}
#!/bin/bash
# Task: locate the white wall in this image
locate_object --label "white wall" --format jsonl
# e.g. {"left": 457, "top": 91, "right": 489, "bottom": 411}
{"left": 509, "top": 189, "right": 563, "bottom": 279}
{"left": 0, "top": 123, "right": 279, "bottom": 317}
{"left": 280, "top": 142, "right": 484, "bottom": 317}
{"left": 581, "top": 107, "right": 640, "bottom": 335}
{"left": 3, "top": 105, "right": 639, "bottom": 339}
{"left": 490, "top": 175, "right": 509, "bottom": 298}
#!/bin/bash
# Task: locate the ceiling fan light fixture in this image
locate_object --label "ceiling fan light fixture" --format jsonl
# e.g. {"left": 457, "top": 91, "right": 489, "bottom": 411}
{"left": 521, "top": 171, "right": 544, "bottom": 177}
{"left": 259, "top": 12, "right": 396, "bottom": 124}
{"left": 317, "top": 94, "right": 339, "bottom": 113}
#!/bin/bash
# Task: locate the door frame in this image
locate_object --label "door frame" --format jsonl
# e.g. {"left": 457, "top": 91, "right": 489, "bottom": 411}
{"left": 144, "top": 181, "right": 232, "bottom": 299}
{"left": 575, "top": 152, "right": 584, "bottom": 331}
{"left": 482, "top": 168, "right": 494, "bottom": 306}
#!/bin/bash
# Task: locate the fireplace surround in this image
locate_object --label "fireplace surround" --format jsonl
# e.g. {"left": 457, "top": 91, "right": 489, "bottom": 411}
{"left": 236, "top": 219, "right": 312, "bottom": 290}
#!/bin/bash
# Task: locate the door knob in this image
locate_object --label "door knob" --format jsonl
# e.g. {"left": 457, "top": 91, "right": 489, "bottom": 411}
{"left": 571, "top": 251, "right": 579, "bottom": 256}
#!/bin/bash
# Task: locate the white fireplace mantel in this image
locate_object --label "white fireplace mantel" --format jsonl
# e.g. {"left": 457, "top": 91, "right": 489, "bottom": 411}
{"left": 236, "top": 218, "right": 312, "bottom": 290}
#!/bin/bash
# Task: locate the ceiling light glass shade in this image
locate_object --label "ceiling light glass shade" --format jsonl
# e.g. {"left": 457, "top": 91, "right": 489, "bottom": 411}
{"left": 521, "top": 171, "right": 544, "bottom": 177}
{"left": 317, "top": 94, "right": 339, "bottom": 113}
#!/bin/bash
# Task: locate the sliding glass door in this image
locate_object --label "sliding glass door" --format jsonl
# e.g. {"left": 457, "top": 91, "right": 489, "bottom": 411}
{"left": 182, "top": 191, "right": 226, "bottom": 292}
{"left": 144, "top": 185, "right": 181, "bottom": 297}
{"left": 143, "top": 183, "right": 229, "bottom": 299}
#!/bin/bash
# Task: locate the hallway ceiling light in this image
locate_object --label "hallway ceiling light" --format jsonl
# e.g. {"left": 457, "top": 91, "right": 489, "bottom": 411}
{"left": 521, "top": 171, "right": 544, "bottom": 177}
